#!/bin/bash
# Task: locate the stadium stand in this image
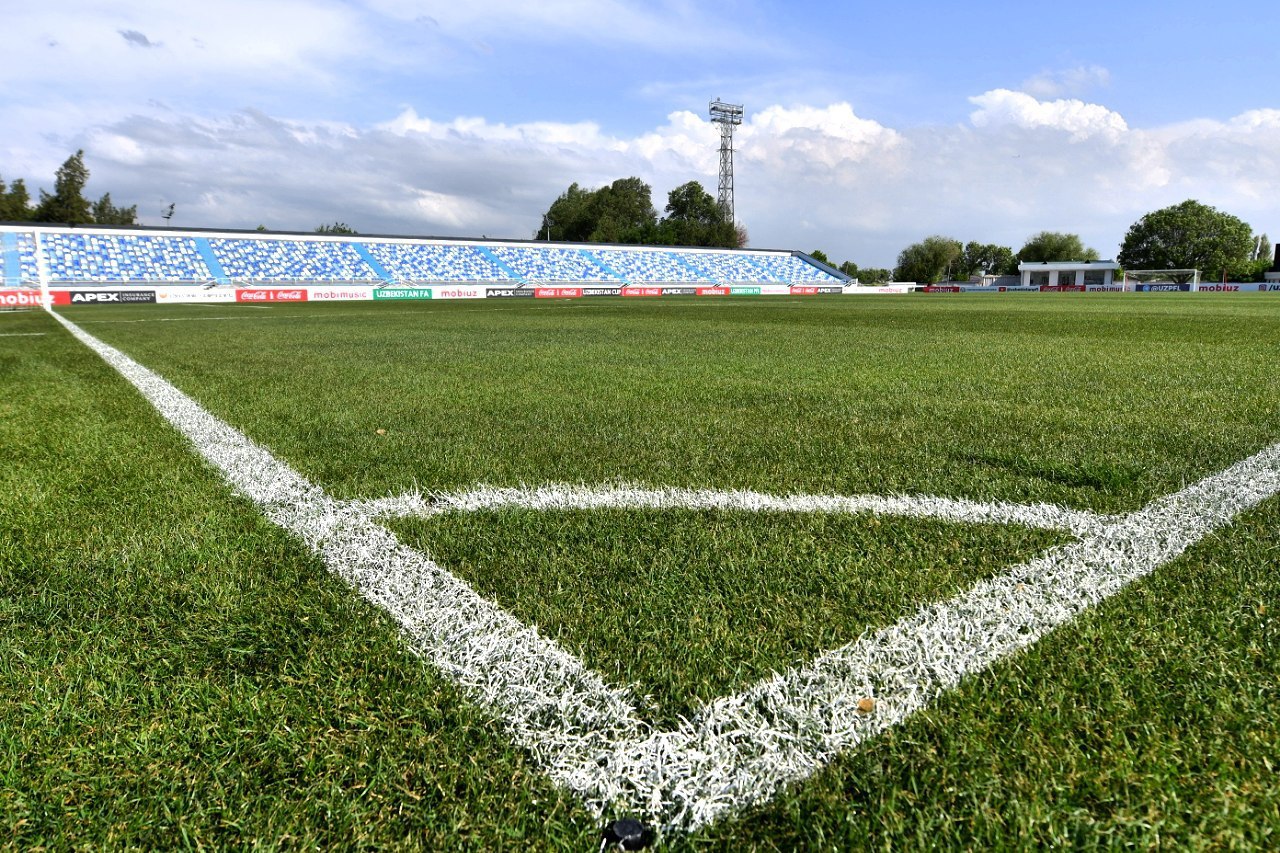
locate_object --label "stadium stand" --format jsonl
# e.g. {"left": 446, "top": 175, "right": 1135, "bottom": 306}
{"left": 364, "top": 242, "right": 516, "bottom": 283}
{"left": 489, "top": 246, "right": 615, "bottom": 283}
{"left": 209, "top": 238, "right": 383, "bottom": 283}
{"left": 42, "top": 233, "right": 212, "bottom": 283}
{"left": 750, "top": 253, "right": 839, "bottom": 283}
{"left": 0, "top": 225, "right": 849, "bottom": 290}
{"left": 681, "top": 251, "right": 780, "bottom": 283}
{"left": 0, "top": 231, "right": 38, "bottom": 286}
{"left": 592, "top": 248, "right": 704, "bottom": 283}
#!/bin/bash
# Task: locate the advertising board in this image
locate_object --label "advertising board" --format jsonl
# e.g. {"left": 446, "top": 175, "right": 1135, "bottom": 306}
{"left": 372, "top": 288, "right": 432, "bottom": 300}
{"left": 0, "top": 289, "right": 43, "bottom": 308}
{"left": 68, "top": 290, "right": 157, "bottom": 304}
{"left": 236, "top": 289, "right": 308, "bottom": 302}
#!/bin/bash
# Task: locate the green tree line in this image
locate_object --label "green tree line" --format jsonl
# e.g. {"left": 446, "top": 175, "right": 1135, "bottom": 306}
{"left": 1, "top": 150, "right": 137, "bottom": 225}
{"left": 818, "top": 200, "right": 1271, "bottom": 285}
{"left": 535, "top": 177, "right": 744, "bottom": 249}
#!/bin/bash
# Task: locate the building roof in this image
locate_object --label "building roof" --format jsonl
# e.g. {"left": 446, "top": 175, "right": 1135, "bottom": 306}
{"left": 1017, "top": 260, "right": 1119, "bottom": 272}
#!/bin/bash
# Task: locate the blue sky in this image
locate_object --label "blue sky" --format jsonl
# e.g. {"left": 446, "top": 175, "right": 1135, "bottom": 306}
{"left": 3, "top": 1, "right": 1278, "bottom": 267}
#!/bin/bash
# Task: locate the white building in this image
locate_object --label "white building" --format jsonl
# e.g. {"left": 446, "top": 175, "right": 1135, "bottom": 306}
{"left": 1018, "top": 260, "right": 1119, "bottom": 288}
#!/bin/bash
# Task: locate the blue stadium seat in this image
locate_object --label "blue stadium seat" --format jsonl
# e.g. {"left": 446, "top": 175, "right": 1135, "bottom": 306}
{"left": 209, "top": 238, "right": 381, "bottom": 282}
{"left": 363, "top": 242, "right": 514, "bottom": 282}
{"left": 491, "top": 246, "right": 617, "bottom": 282}
{"left": 592, "top": 249, "right": 704, "bottom": 283}
{"left": 42, "top": 233, "right": 212, "bottom": 283}
{"left": 3, "top": 226, "right": 845, "bottom": 289}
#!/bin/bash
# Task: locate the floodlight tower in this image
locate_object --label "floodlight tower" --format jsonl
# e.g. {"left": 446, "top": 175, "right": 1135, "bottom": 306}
{"left": 709, "top": 99, "right": 744, "bottom": 224}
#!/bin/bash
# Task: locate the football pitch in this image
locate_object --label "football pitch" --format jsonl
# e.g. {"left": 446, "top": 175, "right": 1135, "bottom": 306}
{"left": 3, "top": 295, "right": 1279, "bottom": 848}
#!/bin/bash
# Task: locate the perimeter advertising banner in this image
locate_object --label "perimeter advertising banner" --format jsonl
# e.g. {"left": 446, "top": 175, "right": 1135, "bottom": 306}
{"left": 308, "top": 287, "right": 374, "bottom": 301}
{"left": 156, "top": 288, "right": 235, "bottom": 303}
{"left": 535, "top": 287, "right": 583, "bottom": 298}
{"left": 236, "top": 288, "right": 307, "bottom": 302}
{"left": 431, "top": 286, "right": 485, "bottom": 300}
{"left": 372, "top": 288, "right": 433, "bottom": 300}
{"left": 1196, "top": 283, "right": 1278, "bottom": 292}
{"left": 68, "top": 290, "right": 157, "bottom": 304}
{"left": 0, "top": 289, "right": 44, "bottom": 308}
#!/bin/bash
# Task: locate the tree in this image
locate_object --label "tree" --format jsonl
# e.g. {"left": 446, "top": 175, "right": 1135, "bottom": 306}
{"left": 894, "top": 236, "right": 963, "bottom": 283}
{"left": 0, "top": 176, "right": 33, "bottom": 221}
{"left": 535, "top": 177, "right": 735, "bottom": 249}
{"left": 535, "top": 177, "right": 657, "bottom": 244}
{"left": 316, "top": 221, "right": 357, "bottom": 234}
{"left": 34, "top": 150, "right": 93, "bottom": 224}
{"left": 537, "top": 182, "right": 593, "bottom": 242}
{"left": 837, "top": 261, "right": 892, "bottom": 283}
{"left": 1117, "top": 199, "right": 1254, "bottom": 282}
{"left": 1016, "top": 231, "right": 1099, "bottom": 263}
{"left": 809, "top": 249, "right": 830, "bottom": 264}
{"left": 1253, "top": 233, "right": 1272, "bottom": 263}
{"left": 960, "top": 241, "right": 1017, "bottom": 277}
{"left": 658, "top": 181, "right": 736, "bottom": 247}
{"left": 587, "top": 177, "right": 657, "bottom": 243}
{"left": 92, "top": 193, "right": 138, "bottom": 225}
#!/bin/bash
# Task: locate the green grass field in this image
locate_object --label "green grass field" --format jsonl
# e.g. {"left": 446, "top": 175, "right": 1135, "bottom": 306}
{"left": 3, "top": 295, "right": 1279, "bottom": 849}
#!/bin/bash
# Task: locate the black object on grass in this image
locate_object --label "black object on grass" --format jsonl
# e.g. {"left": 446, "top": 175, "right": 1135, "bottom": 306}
{"left": 603, "top": 817, "right": 653, "bottom": 850}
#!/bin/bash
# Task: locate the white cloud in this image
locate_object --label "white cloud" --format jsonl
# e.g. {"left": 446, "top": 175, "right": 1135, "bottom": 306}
{"left": 1230, "top": 109, "right": 1280, "bottom": 130}
{"left": 2, "top": 2, "right": 370, "bottom": 92}
{"left": 1021, "top": 65, "right": 1111, "bottom": 99}
{"left": 4, "top": 88, "right": 1278, "bottom": 268}
{"left": 969, "top": 89, "right": 1128, "bottom": 142}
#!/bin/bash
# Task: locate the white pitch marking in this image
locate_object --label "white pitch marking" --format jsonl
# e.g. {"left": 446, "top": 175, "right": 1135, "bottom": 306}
{"left": 354, "top": 483, "right": 1113, "bottom": 538}
{"left": 52, "top": 311, "right": 1280, "bottom": 837}
{"left": 0, "top": 332, "right": 47, "bottom": 337}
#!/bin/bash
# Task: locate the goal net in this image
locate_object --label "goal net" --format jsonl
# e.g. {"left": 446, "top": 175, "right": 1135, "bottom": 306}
{"left": 1122, "top": 269, "right": 1201, "bottom": 292}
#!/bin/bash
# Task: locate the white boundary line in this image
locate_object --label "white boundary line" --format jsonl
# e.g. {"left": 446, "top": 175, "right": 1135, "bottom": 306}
{"left": 52, "top": 312, "right": 1280, "bottom": 837}
{"left": 353, "top": 483, "right": 1114, "bottom": 538}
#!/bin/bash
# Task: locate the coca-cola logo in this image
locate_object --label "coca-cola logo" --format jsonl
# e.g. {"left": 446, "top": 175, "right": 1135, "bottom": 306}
{"left": 236, "top": 289, "right": 309, "bottom": 302}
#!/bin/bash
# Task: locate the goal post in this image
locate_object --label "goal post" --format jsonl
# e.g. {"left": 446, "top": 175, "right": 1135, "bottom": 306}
{"left": 1121, "top": 269, "right": 1201, "bottom": 292}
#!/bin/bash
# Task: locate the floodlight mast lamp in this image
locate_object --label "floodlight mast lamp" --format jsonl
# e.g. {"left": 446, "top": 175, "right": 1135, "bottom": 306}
{"left": 709, "top": 99, "right": 743, "bottom": 224}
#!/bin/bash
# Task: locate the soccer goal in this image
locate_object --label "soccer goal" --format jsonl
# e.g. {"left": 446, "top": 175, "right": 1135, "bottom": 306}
{"left": 1121, "top": 269, "right": 1201, "bottom": 292}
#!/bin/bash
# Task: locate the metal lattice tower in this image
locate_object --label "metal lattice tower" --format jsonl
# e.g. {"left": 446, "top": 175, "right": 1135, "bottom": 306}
{"left": 709, "top": 99, "right": 743, "bottom": 223}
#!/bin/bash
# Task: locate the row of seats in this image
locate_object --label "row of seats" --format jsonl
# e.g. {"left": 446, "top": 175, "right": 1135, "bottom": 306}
{"left": 363, "top": 243, "right": 510, "bottom": 282}
{"left": 210, "top": 238, "right": 381, "bottom": 282}
{"left": 41, "top": 234, "right": 211, "bottom": 282}
{"left": 1, "top": 230, "right": 844, "bottom": 286}
{"left": 594, "top": 248, "right": 705, "bottom": 282}
{"left": 0, "top": 233, "right": 39, "bottom": 282}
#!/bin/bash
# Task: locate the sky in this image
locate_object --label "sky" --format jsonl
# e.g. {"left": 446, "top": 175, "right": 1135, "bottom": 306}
{"left": 3, "top": 0, "right": 1278, "bottom": 268}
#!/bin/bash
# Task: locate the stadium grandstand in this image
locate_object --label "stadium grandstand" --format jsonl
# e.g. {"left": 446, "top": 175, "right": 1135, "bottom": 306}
{"left": 0, "top": 225, "right": 849, "bottom": 300}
